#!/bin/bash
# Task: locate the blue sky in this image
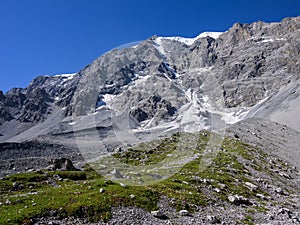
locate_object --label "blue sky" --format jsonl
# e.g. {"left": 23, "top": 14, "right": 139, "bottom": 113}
{"left": 0, "top": 0, "right": 299, "bottom": 92}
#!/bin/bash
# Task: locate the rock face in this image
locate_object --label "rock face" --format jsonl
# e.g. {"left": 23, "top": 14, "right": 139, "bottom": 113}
{"left": 0, "top": 73, "right": 80, "bottom": 125}
{"left": 130, "top": 95, "right": 177, "bottom": 123}
{"left": 0, "top": 73, "right": 80, "bottom": 141}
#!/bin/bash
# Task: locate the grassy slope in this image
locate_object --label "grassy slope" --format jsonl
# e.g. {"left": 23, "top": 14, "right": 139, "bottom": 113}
{"left": 0, "top": 131, "right": 298, "bottom": 225}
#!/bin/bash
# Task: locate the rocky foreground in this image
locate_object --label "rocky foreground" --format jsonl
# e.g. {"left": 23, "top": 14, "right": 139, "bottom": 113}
{"left": 0, "top": 131, "right": 299, "bottom": 225}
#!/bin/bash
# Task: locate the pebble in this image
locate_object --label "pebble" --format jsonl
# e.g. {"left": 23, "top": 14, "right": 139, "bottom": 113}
{"left": 179, "top": 210, "right": 189, "bottom": 216}
{"left": 5, "top": 199, "right": 12, "bottom": 205}
{"left": 214, "top": 188, "right": 221, "bottom": 193}
{"left": 130, "top": 194, "right": 135, "bottom": 199}
{"left": 53, "top": 174, "right": 62, "bottom": 181}
{"left": 278, "top": 208, "right": 291, "bottom": 214}
{"left": 218, "top": 183, "right": 227, "bottom": 189}
{"left": 256, "top": 193, "right": 268, "bottom": 200}
{"left": 120, "top": 183, "right": 127, "bottom": 187}
{"left": 207, "top": 215, "right": 221, "bottom": 224}
{"left": 151, "top": 210, "right": 164, "bottom": 218}
{"left": 244, "top": 182, "right": 258, "bottom": 191}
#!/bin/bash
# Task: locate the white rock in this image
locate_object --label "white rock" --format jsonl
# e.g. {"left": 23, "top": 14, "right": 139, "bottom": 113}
{"left": 256, "top": 193, "right": 268, "bottom": 200}
{"left": 214, "top": 188, "right": 221, "bottom": 193}
{"left": 207, "top": 215, "right": 220, "bottom": 224}
{"left": 279, "top": 172, "right": 291, "bottom": 179}
{"left": 120, "top": 183, "right": 127, "bottom": 187}
{"left": 179, "top": 210, "right": 189, "bottom": 216}
{"left": 278, "top": 208, "right": 291, "bottom": 214}
{"left": 130, "top": 194, "right": 135, "bottom": 199}
{"left": 275, "top": 187, "right": 283, "bottom": 194}
{"left": 5, "top": 199, "right": 11, "bottom": 205}
{"left": 244, "top": 182, "right": 258, "bottom": 190}
{"left": 151, "top": 210, "right": 164, "bottom": 218}
{"left": 218, "top": 183, "right": 227, "bottom": 189}
{"left": 228, "top": 195, "right": 236, "bottom": 203}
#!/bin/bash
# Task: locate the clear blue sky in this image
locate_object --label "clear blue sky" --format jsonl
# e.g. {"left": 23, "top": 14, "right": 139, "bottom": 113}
{"left": 1, "top": 0, "right": 299, "bottom": 92}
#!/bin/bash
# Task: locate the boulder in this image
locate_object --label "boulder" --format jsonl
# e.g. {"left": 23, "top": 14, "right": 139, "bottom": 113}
{"left": 50, "top": 158, "right": 78, "bottom": 171}
{"left": 151, "top": 210, "right": 165, "bottom": 218}
{"left": 228, "top": 194, "right": 252, "bottom": 205}
{"left": 244, "top": 182, "right": 258, "bottom": 191}
{"left": 207, "top": 215, "right": 221, "bottom": 224}
{"left": 179, "top": 210, "right": 189, "bottom": 216}
{"left": 112, "top": 169, "right": 123, "bottom": 178}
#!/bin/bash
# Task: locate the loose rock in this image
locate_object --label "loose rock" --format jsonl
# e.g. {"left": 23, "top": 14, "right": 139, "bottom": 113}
{"left": 179, "top": 210, "right": 189, "bottom": 216}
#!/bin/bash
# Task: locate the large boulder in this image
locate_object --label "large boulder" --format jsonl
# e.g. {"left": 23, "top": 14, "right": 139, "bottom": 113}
{"left": 49, "top": 158, "right": 79, "bottom": 171}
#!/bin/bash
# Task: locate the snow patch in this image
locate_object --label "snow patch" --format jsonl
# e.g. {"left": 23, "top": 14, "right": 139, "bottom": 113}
{"left": 96, "top": 94, "right": 116, "bottom": 110}
{"left": 52, "top": 73, "right": 77, "bottom": 87}
{"left": 103, "top": 94, "right": 116, "bottom": 103}
{"left": 256, "top": 37, "right": 286, "bottom": 44}
{"left": 162, "top": 36, "right": 195, "bottom": 46}
{"left": 158, "top": 32, "right": 223, "bottom": 46}
{"left": 220, "top": 109, "right": 249, "bottom": 125}
{"left": 202, "top": 95, "right": 249, "bottom": 125}
{"left": 125, "top": 74, "right": 152, "bottom": 92}
{"left": 195, "top": 32, "right": 223, "bottom": 39}
{"left": 131, "top": 74, "right": 151, "bottom": 86}
{"left": 180, "top": 91, "right": 209, "bottom": 132}
{"left": 259, "top": 38, "right": 274, "bottom": 43}
{"left": 104, "top": 84, "right": 115, "bottom": 88}
{"left": 54, "top": 73, "right": 76, "bottom": 80}
{"left": 153, "top": 37, "right": 167, "bottom": 56}
{"left": 275, "top": 37, "right": 286, "bottom": 41}
{"left": 164, "top": 63, "right": 178, "bottom": 78}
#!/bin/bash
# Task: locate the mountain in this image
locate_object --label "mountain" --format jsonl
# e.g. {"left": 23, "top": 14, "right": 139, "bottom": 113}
{"left": 0, "top": 15, "right": 300, "bottom": 225}
{"left": 1, "top": 16, "right": 300, "bottom": 164}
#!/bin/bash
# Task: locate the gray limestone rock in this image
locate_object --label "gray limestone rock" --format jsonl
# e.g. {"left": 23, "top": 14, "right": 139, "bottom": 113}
{"left": 50, "top": 158, "right": 78, "bottom": 171}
